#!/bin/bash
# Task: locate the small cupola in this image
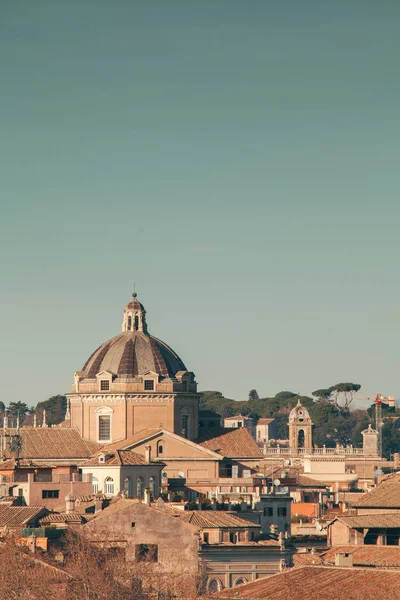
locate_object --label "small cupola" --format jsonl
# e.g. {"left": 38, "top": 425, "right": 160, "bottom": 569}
{"left": 122, "top": 292, "right": 148, "bottom": 333}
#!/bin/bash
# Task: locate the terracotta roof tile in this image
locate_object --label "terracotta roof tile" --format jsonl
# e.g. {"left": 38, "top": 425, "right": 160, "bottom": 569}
{"left": 40, "top": 512, "right": 86, "bottom": 524}
{"left": 199, "top": 428, "right": 263, "bottom": 458}
{"left": 334, "top": 514, "right": 400, "bottom": 528}
{"left": 82, "top": 449, "right": 157, "bottom": 466}
{"left": 0, "top": 428, "right": 101, "bottom": 460}
{"left": 180, "top": 511, "right": 260, "bottom": 529}
{"left": 216, "top": 566, "right": 400, "bottom": 599}
{"left": 0, "top": 506, "right": 48, "bottom": 527}
{"left": 322, "top": 546, "right": 400, "bottom": 567}
{"left": 353, "top": 474, "right": 400, "bottom": 508}
{"left": 293, "top": 552, "right": 324, "bottom": 566}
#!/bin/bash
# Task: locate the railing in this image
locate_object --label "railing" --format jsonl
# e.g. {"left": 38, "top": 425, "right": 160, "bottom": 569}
{"left": 264, "top": 447, "right": 369, "bottom": 456}
{"left": 33, "top": 474, "right": 91, "bottom": 483}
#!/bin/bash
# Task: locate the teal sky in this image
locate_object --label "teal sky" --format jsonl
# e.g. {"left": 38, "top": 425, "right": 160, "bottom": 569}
{"left": 1, "top": 1, "right": 399, "bottom": 407}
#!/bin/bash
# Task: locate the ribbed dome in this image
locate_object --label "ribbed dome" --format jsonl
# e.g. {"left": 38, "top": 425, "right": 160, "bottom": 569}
{"left": 80, "top": 294, "right": 187, "bottom": 380}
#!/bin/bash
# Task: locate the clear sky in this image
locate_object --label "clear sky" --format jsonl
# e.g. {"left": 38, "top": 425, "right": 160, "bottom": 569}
{"left": 1, "top": 1, "right": 399, "bottom": 407}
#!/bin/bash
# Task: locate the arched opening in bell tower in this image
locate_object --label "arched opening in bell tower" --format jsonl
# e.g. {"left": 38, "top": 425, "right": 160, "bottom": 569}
{"left": 298, "top": 429, "right": 305, "bottom": 448}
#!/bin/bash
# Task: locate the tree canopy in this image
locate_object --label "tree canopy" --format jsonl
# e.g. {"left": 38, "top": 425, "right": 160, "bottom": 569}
{"left": 311, "top": 382, "right": 361, "bottom": 410}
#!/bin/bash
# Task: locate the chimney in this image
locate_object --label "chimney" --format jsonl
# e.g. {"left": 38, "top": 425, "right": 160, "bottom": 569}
{"left": 33, "top": 414, "right": 37, "bottom": 428}
{"left": 145, "top": 445, "right": 151, "bottom": 463}
{"left": 94, "top": 497, "right": 103, "bottom": 513}
{"left": 144, "top": 488, "right": 151, "bottom": 505}
{"left": 3, "top": 413, "right": 8, "bottom": 430}
{"left": 335, "top": 552, "right": 353, "bottom": 567}
{"left": 42, "top": 410, "right": 48, "bottom": 428}
{"left": 65, "top": 492, "right": 76, "bottom": 514}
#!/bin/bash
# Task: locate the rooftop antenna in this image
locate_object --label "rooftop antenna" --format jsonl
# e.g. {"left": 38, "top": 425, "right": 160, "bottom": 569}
{"left": 133, "top": 281, "right": 137, "bottom": 298}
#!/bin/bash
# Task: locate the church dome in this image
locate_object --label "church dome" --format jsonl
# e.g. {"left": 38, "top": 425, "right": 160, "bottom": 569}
{"left": 289, "top": 400, "right": 311, "bottom": 423}
{"left": 81, "top": 294, "right": 187, "bottom": 379}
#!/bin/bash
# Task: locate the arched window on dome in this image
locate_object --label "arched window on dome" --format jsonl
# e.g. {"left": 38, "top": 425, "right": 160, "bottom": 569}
{"left": 134, "top": 315, "right": 139, "bottom": 331}
{"left": 127, "top": 316, "right": 132, "bottom": 330}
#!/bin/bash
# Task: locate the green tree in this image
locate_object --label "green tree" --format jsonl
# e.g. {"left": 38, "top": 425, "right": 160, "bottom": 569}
{"left": 312, "top": 383, "right": 361, "bottom": 410}
{"left": 35, "top": 395, "right": 68, "bottom": 425}
{"left": 248, "top": 389, "right": 259, "bottom": 402}
{"left": 7, "top": 401, "right": 30, "bottom": 424}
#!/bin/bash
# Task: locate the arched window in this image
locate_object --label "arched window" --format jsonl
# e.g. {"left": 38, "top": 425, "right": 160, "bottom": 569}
{"left": 105, "top": 477, "right": 114, "bottom": 496}
{"left": 124, "top": 477, "right": 132, "bottom": 497}
{"left": 207, "top": 579, "right": 223, "bottom": 593}
{"left": 149, "top": 476, "right": 156, "bottom": 498}
{"left": 127, "top": 316, "right": 132, "bottom": 330}
{"left": 157, "top": 441, "right": 164, "bottom": 457}
{"left": 234, "top": 578, "right": 248, "bottom": 587}
{"left": 136, "top": 476, "right": 144, "bottom": 499}
{"left": 92, "top": 476, "right": 98, "bottom": 494}
{"left": 134, "top": 315, "right": 139, "bottom": 330}
{"left": 298, "top": 429, "right": 305, "bottom": 448}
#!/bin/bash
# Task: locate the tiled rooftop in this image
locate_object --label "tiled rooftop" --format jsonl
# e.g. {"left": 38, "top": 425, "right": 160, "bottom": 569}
{"left": 0, "top": 506, "right": 48, "bottom": 527}
{"left": 83, "top": 449, "right": 156, "bottom": 467}
{"left": 180, "top": 511, "right": 260, "bottom": 529}
{"left": 199, "top": 428, "right": 263, "bottom": 458}
{"left": 216, "top": 566, "right": 400, "bottom": 599}
{"left": 40, "top": 512, "right": 86, "bottom": 524}
{"left": 353, "top": 474, "right": 400, "bottom": 508}
{"left": 0, "top": 428, "right": 101, "bottom": 460}
{"left": 333, "top": 514, "right": 400, "bottom": 529}
{"left": 322, "top": 545, "right": 400, "bottom": 568}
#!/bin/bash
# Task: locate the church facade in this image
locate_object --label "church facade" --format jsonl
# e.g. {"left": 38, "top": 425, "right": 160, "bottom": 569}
{"left": 67, "top": 294, "right": 199, "bottom": 444}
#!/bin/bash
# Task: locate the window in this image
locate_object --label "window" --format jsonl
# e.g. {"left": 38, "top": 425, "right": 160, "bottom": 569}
{"left": 157, "top": 442, "right": 163, "bottom": 456}
{"left": 264, "top": 507, "right": 273, "bottom": 517}
{"left": 229, "top": 532, "right": 235, "bottom": 544}
{"left": 18, "top": 488, "right": 24, "bottom": 497}
{"left": 149, "top": 476, "right": 156, "bottom": 498}
{"left": 137, "top": 476, "right": 144, "bottom": 498}
{"left": 203, "top": 532, "right": 209, "bottom": 544}
{"left": 100, "top": 380, "right": 110, "bottom": 391}
{"left": 131, "top": 522, "right": 136, "bottom": 528}
{"left": 182, "top": 380, "right": 187, "bottom": 391}
{"left": 144, "top": 379, "right": 154, "bottom": 391}
{"left": 92, "top": 477, "right": 98, "bottom": 494}
{"left": 135, "top": 544, "right": 158, "bottom": 563}
{"left": 127, "top": 316, "right": 132, "bottom": 330}
{"left": 250, "top": 531, "right": 254, "bottom": 541}
{"left": 98, "top": 415, "right": 111, "bottom": 441}
{"left": 278, "top": 507, "right": 287, "bottom": 517}
{"left": 105, "top": 477, "right": 114, "bottom": 495}
{"left": 181, "top": 414, "right": 189, "bottom": 438}
{"left": 42, "top": 490, "right": 59, "bottom": 499}
{"left": 124, "top": 477, "right": 132, "bottom": 497}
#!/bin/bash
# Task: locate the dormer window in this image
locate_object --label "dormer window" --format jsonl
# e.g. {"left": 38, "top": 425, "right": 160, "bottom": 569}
{"left": 100, "top": 380, "right": 110, "bottom": 391}
{"left": 98, "top": 454, "right": 106, "bottom": 464}
{"left": 144, "top": 380, "right": 154, "bottom": 391}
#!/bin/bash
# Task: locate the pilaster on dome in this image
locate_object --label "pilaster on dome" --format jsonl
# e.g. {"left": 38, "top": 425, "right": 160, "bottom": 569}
{"left": 122, "top": 292, "right": 148, "bottom": 333}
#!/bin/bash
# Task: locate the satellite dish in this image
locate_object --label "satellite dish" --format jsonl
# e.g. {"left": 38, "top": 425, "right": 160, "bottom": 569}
{"left": 162, "top": 472, "right": 168, "bottom": 478}
{"left": 273, "top": 479, "right": 281, "bottom": 487}
{"left": 178, "top": 471, "right": 185, "bottom": 478}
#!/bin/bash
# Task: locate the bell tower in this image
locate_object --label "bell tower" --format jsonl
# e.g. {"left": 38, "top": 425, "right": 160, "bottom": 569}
{"left": 289, "top": 400, "right": 313, "bottom": 454}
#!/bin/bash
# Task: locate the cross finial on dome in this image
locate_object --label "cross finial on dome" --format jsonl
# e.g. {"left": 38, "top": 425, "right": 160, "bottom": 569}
{"left": 132, "top": 281, "right": 137, "bottom": 298}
